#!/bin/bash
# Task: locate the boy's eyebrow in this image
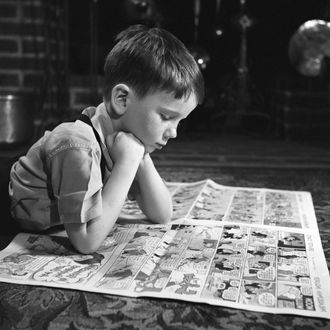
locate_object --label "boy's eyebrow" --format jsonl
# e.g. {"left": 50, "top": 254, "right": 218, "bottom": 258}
{"left": 159, "top": 108, "right": 189, "bottom": 120}
{"left": 158, "top": 107, "right": 184, "bottom": 117}
{"left": 158, "top": 107, "right": 179, "bottom": 113}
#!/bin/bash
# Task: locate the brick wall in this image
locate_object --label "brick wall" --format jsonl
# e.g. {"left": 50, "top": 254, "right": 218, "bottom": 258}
{"left": 0, "top": 0, "right": 68, "bottom": 133}
{"left": 68, "top": 75, "right": 103, "bottom": 118}
{"left": 0, "top": 0, "right": 105, "bottom": 132}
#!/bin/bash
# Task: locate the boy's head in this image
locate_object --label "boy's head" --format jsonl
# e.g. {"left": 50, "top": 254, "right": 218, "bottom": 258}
{"left": 103, "top": 24, "right": 205, "bottom": 105}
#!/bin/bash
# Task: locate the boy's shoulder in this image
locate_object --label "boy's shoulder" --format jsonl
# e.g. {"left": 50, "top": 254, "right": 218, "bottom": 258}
{"left": 43, "top": 119, "right": 98, "bottom": 158}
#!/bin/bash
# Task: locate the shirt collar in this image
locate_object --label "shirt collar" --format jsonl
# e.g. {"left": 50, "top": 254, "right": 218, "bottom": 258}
{"left": 82, "top": 103, "right": 114, "bottom": 169}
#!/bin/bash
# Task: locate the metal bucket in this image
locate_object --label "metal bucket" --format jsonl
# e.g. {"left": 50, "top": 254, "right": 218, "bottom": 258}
{"left": 0, "top": 93, "right": 35, "bottom": 146}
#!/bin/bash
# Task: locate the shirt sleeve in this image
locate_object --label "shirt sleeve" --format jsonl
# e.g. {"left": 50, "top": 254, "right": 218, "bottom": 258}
{"left": 49, "top": 147, "right": 103, "bottom": 224}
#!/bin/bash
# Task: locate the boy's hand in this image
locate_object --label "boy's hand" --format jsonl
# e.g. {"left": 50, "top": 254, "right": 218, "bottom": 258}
{"left": 106, "top": 131, "right": 145, "bottom": 165}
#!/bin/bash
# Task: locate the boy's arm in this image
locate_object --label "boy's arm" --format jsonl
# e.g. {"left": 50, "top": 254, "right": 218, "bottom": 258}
{"left": 65, "top": 132, "right": 144, "bottom": 254}
{"left": 133, "top": 153, "right": 173, "bottom": 224}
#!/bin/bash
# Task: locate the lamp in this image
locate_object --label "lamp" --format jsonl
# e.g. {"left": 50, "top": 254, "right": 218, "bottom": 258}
{"left": 289, "top": 19, "right": 330, "bottom": 77}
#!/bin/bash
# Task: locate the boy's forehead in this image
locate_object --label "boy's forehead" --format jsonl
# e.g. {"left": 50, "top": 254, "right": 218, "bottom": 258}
{"left": 128, "top": 88, "right": 197, "bottom": 117}
{"left": 151, "top": 92, "right": 200, "bottom": 111}
{"left": 147, "top": 89, "right": 197, "bottom": 106}
{"left": 159, "top": 92, "right": 197, "bottom": 112}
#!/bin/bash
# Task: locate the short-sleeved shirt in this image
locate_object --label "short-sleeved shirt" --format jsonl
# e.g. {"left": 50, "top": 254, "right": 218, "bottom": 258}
{"left": 9, "top": 103, "right": 114, "bottom": 231}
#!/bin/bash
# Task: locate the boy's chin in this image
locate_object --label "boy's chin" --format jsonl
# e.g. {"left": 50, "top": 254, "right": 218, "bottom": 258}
{"left": 145, "top": 146, "right": 155, "bottom": 154}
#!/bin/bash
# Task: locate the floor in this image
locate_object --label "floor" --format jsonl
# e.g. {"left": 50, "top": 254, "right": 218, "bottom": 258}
{"left": 152, "top": 133, "right": 330, "bottom": 171}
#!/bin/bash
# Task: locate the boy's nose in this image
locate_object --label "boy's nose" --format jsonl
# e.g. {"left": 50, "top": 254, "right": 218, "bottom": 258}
{"left": 165, "top": 127, "right": 177, "bottom": 139}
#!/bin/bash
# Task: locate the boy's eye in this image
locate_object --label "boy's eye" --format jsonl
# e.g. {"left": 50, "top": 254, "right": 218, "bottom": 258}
{"left": 160, "top": 113, "right": 171, "bottom": 120}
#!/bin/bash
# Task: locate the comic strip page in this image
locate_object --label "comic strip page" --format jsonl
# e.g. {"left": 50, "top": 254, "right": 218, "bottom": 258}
{"left": 0, "top": 179, "right": 329, "bottom": 319}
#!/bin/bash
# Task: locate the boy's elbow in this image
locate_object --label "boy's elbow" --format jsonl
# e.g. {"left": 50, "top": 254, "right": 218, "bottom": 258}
{"left": 65, "top": 223, "right": 103, "bottom": 254}
{"left": 73, "top": 243, "right": 99, "bottom": 255}
{"left": 151, "top": 207, "right": 172, "bottom": 224}
{"left": 70, "top": 238, "right": 100, "bottom": 254}
{"left": 160, "top": 216, "right": 171, "bottom": 224}
{"left": 163, "top": 209, "right": 173, "bottom": 223}
{"left": 157, "top": 198, "right": 173, "bottom": 224}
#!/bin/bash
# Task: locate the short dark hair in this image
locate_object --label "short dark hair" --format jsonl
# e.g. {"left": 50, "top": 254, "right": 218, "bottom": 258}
{"left": 103, "top": 25, "right": 204, "bottom": 104}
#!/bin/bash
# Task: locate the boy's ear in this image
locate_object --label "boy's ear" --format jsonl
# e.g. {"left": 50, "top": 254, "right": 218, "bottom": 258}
{"left": 110, "top": 84, "right": 130, "bottom": 117}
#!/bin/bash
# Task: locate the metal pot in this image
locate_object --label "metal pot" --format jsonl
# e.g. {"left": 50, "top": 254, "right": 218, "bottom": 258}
{"left": 0, "top": 93, "right": 35, "bottom": 146}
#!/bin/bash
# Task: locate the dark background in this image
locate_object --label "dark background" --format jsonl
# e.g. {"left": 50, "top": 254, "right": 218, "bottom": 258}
{"left": 67, "top": 0, "right": 330, "bottom": 136}
{"left": 68, "top": 0, "right": 329, "bottom": 80}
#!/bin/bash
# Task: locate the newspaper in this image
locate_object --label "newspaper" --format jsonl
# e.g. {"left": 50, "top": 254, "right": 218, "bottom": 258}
{"left": 0, "top": 179, "right": 329, "bottom": 319}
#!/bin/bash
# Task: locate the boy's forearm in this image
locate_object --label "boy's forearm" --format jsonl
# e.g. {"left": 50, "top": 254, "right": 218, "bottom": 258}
{"left": 135, "top": 154, "right": 173, "bottom": 223}
{"left": 102, "top": 159, "right": 140, "bottom": 216}
{"left": 66, "top": 159, "right": 140, "bottom": 254}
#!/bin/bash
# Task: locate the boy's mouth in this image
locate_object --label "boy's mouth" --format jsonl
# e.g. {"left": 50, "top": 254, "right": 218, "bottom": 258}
{"left": 155, "top": 143, "right": 166, "bottom": 149}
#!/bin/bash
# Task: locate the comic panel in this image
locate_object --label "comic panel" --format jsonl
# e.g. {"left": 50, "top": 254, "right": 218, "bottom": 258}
{"left": 131, "top": 226, "right": 195, "bottom": 293}
{"left": 194, "top": 225, "right": 223, "bottom": 240}
{"left": 239, "top": 280, "right": 276, "bottom": 308}
{"left": 0, "top": 235, "right": 105, "bottom": 284}
{"left": 172, "top": 182, "right": 207, "bottom": 220}
{"left": 97, "top": 227, "right": 167, "bottom": 290}
{"left": 220, "top": 225, "right": 249, "bottom": 243}
{"left": 176, "top": 238, "right": 217, "bottom": 275}
{"left": 278, "top": 232, "right": 306, "bottom": 249}
{"left": 0, "top": 235, "right": 107, "bottom": 284}
{"left": 225, "top": 190, "right": 263, "bottom": 224}
{"left": 142, "top": 225, "right": 201, "bottom": 273}
{"left": 264, "top": 191, "right": 301, "bottom": 228}
{"left": 209, "top": 250, "right": 245, "bottom": 279}
{"left": 0, "top": 251, "right": 50, "bottom": 280}
{"left": 249, "top": 228, "right": 278, "bottom": 247}
{"left": 201, "top": 274, "right": 240, "bottom": 302}
{"left": 101, "top": 224, "right": 139, "bottom": 251}
{"left": 158, "top": 233, "right": 192, "bottom": 269}
{"left": 243, "top": 245, "right": 276, "bottom": 282}
{"left": 33, "top": 252, "right": 106, "bottom": 284}
{"left": 277, "top": 248, "right": 310, "bottom": 282}
{"left": 188, "top": 184, "right": 234, "bottom": 221}
{"left": 207, "top": 225, "right": 249, "bottom": 278}
{"left": 209, "top": 254, "right": 244, "bottom": 279}
{"left": 277, "top": 283, "right": 315, "bottom": 310}
{"left": 170, "top": 224, "right": 197, "bottom": 239}
{"left": 277, "top": 231, "right": 310, "bottom": 287}
{"left": 119, "top": 182, "right": 187, "bottom": 220}
{"left": 133, "top": 257, "right": 172, "bottom": 293}
{"left": 163, "top": 270, "right": 204, "bottom": 297}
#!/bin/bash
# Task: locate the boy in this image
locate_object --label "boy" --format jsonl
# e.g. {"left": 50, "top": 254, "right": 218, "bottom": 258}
{"left": 9, "top": 25, "right": 205, "bottom": 254}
